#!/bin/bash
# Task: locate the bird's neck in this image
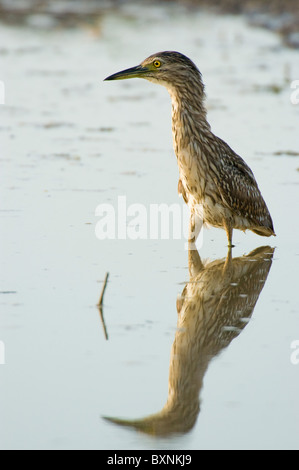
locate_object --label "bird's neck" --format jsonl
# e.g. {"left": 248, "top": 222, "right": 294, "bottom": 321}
{"left": 167, "top": 82, "right": 211, "bottom": 156}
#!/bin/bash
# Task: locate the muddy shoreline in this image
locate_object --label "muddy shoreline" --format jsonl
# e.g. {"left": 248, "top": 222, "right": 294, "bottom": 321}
{"left": 0, "top": 0, "right": 298, "bottom": 48}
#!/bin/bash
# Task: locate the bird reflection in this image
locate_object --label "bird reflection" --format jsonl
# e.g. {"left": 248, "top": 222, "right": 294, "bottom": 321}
{"left": 104, "top": 245, "right": 274, "bottom": 436}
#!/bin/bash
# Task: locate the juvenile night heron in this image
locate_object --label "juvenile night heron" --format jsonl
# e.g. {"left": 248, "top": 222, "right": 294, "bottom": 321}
{"left": 105, "top": 51, "right": 275, "bottom": 246}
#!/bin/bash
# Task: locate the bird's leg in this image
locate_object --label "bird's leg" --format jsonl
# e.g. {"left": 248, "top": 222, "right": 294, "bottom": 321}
{"left": 188, "top": 212, "right": 203, "bottom": 251}
{"left": 223, "top": 245, "right": 233, "bottom": 275}
{"left": 224, "top": 220, "right": 234, "bottom": 248}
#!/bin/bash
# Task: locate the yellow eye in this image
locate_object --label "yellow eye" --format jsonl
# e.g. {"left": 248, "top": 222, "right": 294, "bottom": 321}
{"left": 153, "top": 60, "right": 161, "bottom": 68}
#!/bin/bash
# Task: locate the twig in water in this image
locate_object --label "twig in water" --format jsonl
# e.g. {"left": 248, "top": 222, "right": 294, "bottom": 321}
{"left": 98, "top": 272, "right": 109, "bottom": 307}
{"left": 97, "top": 272, "right": 109, "bottom": 340}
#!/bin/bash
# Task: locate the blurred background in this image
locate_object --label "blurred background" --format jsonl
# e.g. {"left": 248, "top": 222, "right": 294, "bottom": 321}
{"left": 0, "top": 0, "right": 299, "bottom": 451}
{"left": 0, "top": 0, "right": 298, "bottom": 47}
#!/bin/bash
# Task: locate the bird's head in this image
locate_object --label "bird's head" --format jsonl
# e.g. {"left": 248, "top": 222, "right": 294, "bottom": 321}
{"left": 104, "top": 51, "right": 201, "bottom": 89}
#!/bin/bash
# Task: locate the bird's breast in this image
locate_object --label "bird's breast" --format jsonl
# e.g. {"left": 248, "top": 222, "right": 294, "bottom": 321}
{"left": 176, "top": 147, "right": 206, "bottom": 199}
{"left": 176, "top": 147, "right": 231, "bottom": 227}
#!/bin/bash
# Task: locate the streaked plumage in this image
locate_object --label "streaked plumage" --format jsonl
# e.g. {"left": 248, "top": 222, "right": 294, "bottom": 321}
{"left": 105, "top": 51, "right": 275, "bottom": 246}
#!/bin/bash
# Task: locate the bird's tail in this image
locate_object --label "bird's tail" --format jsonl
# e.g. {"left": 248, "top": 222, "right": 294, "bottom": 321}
{"left": 251, "top": 226, "right": 276, "bottom": 237}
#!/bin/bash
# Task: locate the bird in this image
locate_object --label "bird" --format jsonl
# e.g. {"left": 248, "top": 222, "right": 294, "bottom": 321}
{"left": 105, "top": 51, "right": 275, "bottom": 247}
{"left": 103, "top": 244, "right": 275, "bottom": 436}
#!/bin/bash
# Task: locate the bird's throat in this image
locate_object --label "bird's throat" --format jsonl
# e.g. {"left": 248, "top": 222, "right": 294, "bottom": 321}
{"left": 169, "top": 86, "right": 211, "bottom": 159}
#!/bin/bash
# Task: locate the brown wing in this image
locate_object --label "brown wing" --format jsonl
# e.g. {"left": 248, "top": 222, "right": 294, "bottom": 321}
{"left": 212, "top": 137, "right": 275, "bottom": 232}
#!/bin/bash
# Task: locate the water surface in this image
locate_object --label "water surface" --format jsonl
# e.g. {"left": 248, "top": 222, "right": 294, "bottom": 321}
{"left": 0, "top": 4, "right": 299, "bottom": 450}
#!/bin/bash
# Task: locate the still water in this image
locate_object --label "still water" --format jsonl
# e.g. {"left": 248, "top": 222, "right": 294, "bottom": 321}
{"left": 0, "top": 4, "right": 299, "bottom": 450}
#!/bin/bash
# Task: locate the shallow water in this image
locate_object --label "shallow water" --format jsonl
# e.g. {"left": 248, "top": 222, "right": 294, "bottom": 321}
{"left": 0, "top": 4, "right": 299, "bottom": 450}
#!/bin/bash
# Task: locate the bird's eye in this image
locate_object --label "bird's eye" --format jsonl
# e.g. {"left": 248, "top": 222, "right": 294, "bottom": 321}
{"left": 153, "top": 60, "right": 161, "bottom": 68}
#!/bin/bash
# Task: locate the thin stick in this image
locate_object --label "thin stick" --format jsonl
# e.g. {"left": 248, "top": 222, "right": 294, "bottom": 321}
{"left": 97, "top": 272, "right": 109, "bottom": 341}
{"left": 98, "top": 305, "right": 109, "bottom": 341}
{"left": 98, "top": 272, "right": 109, "bottom": 307}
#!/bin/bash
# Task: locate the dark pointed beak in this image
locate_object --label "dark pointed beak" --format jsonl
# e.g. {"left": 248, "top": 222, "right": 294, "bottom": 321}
{"left": 104, "top": 64, "right": 149, "bottom": 81}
